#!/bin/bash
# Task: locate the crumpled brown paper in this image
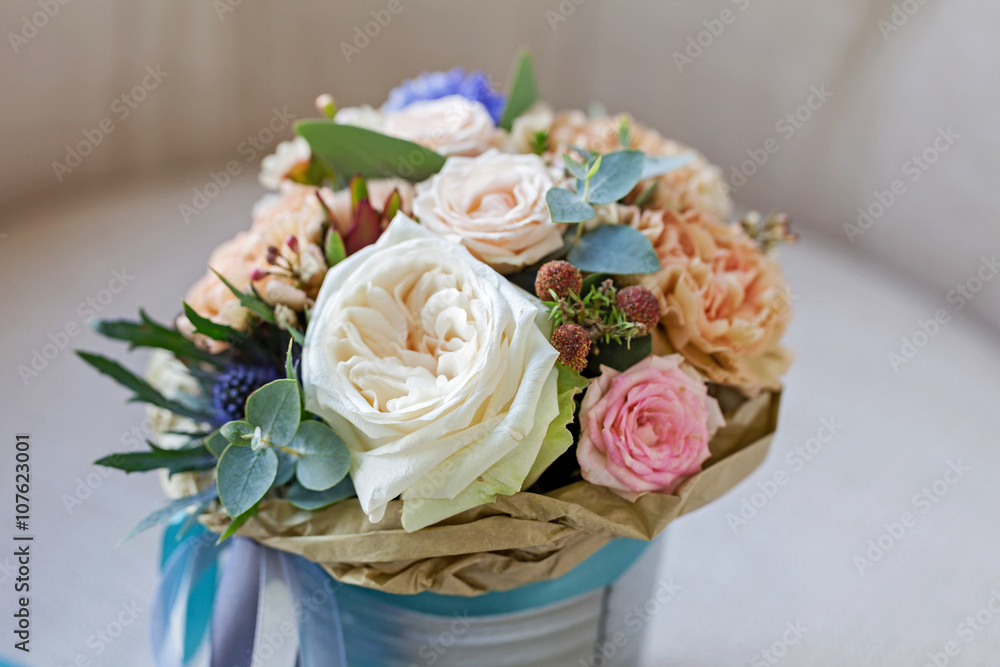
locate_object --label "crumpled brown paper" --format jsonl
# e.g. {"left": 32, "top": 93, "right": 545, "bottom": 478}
{"left": 197, "top": 388, "right": 781, "bottom": 596}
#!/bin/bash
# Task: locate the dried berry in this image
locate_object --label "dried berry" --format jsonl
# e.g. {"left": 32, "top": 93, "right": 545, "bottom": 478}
{"left": 616, "top": 286, "right": 660, "bottom": 334}
{"left": 535, "top": 261, "right": 583, "bottom": 300}
{"left": 551, "top": 323, "right": 592, "bottom": 371}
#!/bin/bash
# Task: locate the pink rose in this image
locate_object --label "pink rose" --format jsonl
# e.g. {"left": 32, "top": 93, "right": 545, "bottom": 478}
{"left": 577, "top": 355, "right": 724, "bottom": 501}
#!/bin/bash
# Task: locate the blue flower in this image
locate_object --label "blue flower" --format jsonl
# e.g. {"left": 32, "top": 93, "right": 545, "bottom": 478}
{"left": 384, "top": 68, "right": 506, "bottom": 125}
{"left": 211, "top": 363, "right": 283, "bottom": 425}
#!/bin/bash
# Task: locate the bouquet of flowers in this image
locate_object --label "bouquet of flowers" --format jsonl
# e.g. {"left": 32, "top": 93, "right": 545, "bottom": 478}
{"left": 81, "top": 52, "right": 793, "bottom": 666}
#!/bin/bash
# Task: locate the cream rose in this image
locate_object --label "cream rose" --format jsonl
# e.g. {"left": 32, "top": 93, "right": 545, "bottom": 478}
{"left": 382, "top": 95, "right": 501, "bottom": 157}
{"left": 302, "top": 215, "right": 561, "bottom": 531}
{"left": 413, "top": 149, "right": 565, "bottom": 272}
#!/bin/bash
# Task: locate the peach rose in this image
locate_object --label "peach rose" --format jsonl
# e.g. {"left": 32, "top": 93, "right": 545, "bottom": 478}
{"left": 413, "top": 149, "right": 564, "bottom": 272}
{"left": 627, "top": 206, "right": 793, "bottom": 391}
{"left": 382, "top": 95, "right": 502, "bottom": 157}
{"left": 546, "top": 110, "right": 732, "bottom": 221}
{"left": 577, "top": 355, "right": 724, "bottom": 501}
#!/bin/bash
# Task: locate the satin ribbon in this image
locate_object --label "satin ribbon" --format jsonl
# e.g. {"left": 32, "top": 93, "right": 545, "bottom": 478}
{"left": 151, "top": 515, "right": 648, "bottom": 666}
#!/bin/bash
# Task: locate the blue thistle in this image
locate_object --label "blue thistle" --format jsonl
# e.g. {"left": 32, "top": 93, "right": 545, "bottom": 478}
{"left": 211, "top": 363, "right": 282, "bottom": 425}
{"left": 384, "top": 68, "right": 506, "bottom": 125}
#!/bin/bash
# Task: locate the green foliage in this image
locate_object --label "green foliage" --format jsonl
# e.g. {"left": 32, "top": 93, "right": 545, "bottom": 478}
{"left": 217, "top": 443, "right": 279, "bottom": 517}
{"left": 530, "top": 130, "right": 549, "bottom": 155}
{"left": 544, "top": 277, "right": 645, "bottom": 345}
{"left": 641, "top": 153, "right": 694, "bottom": 180}
{"left": 182, "top": 302, "right": 245, "bottom": 344}
{"left": 295, "top": 120, "right": 446, "bottom": 182}
{"left": 76, "top": 352, "right": 213, "bottom": 422}
{"left": 91, "top": 310, "right": 219, "bottom": 365}
{"left": 120, "top": 485, "right": 219, "bottom": 544}
{"left": 216, "top": 501, "right": 259, "bottom": 543}
{"left": 95, "top": 442, "right": 216, "bottom": 475}
{"left": 522, "top": 365, "right": 589, "bottom": 489}
{"left": 286, "top": 477, "right": 355, "bottom": 511}
{"left": 587, "top": 333, "right": 653, "bottom": 373}
{"left": 211, "top": 269, "right": 276, "bottom": 324}
{"left": 567, "top": 225, "right": 661, "bottom": 275}
{"left": 545, "top": 188, "right": 596, "bottom": 224}
{"left": 287, "top": 421, "right": 351, "bottom": 491}
{"left": 577, "top": 150, "right": 644, "bottom": 205}
{"left": 499, "top": 49, "right": 539, "bottom": 131}
{"left": 245, "top": 379, "right": 301, "bottom": 448}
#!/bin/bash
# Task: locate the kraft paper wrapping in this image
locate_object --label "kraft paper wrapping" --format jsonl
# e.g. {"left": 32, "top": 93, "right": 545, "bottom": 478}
{"left": 195, "top": 388, "right": 781, "bottom": 596}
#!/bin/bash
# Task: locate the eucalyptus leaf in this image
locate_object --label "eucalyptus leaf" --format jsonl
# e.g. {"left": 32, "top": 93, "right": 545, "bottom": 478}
{"left": 499, "top": 50, "right": 538, "bottom": 131}
{"left": 217, "top": 444, "right": 278, "bottom": 517}
{"left": 205, "top": 431, "right": 228, "bottom": 458}
{"left": 578, "top": 150, "right": 645, "bottom": 205}
{"left": 286, "top": 477, "right": 356, "bottom": 511}
{"left": 640, "top": 153, "right": 695, "bottom": 180}
{"left": 245, "top": 379, "right": 301, "bottom": 447}
{"left": 561, "top": 154, "right": 588, "bottom": 180}
{"left": 288, "top": 421, "right": 351, "bottom": 491}
{"left": 274, "top": 449, "right": 297, "bottom": 486}
{"left": 296, "top": 120, "right": 445, "bottom": 182}
{"left": 546, "top": 188, "right": 597, "bottom": 224}
{"left": 220, "top": 420, "right": 253, "bottom": 444}
{"left": 567, "top": 225, "right": 661, "bottom": 274}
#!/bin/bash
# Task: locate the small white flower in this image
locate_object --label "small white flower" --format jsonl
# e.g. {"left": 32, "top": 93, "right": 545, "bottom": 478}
{"left": 258, "top": 136, "right": 311, "bottom": 190}
{"left": 333, "top": 105, "right": 385, "bottom": 132}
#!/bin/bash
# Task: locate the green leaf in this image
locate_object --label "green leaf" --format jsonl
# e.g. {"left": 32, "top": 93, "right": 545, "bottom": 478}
{"left": 546, "top": 188, "right": 597, "bottom": 224}
{"left": 522, "top": 365, "right": 589, "bottom": 490}
{"left": 349, "top": 174, "right": 368, "bottom": 210}
{"left": 641, "top": 153, "right": 694, "bottom": 180}
{"left": 182, "top": 302, "right": 245, "bottom": 344}
{"left": 221, "top": 420, "right": 254, "bottom": 444}
{"left": 205, "top": 431, "right": 228, "bottom": 458}
{"left": 217, "top": 443, "right": 278, "bottom": 517}
{"left": 587, "top": 334, "right": 652, "bottom": 373}
{"left": 120, "top": 485, "right": 218, "bottom": 543}
{"left": 211, "top": 269, "right": 276, "bottom": 324}
{"left": 77, "top": 352, "right": 212, "bottom": 421}
{"left": 500, "top": 50, "right": 539, "bottom": 131}
{"left": 286, "top": 477, "right": 355, "bottom": 511}
{"left": 216, "top": 501, "right": 259, "bottom": 544}
{"left": 325, "top": 228, "right": 347, "bottom": 268}
{"left": 95, "top": 443, "right": 216, "bottom": 475}
{"left": 92, "top": 310, "right": 219, "bottom": 365}
{"left": 285, "top": 339, "right": 305, "bottom": 411}
{"left": 287, "top": 421, "right": 351, "bottom": 491}
{"left": 568, "top": 225, "right": 661, "bottom": 274}
{"left": 245, "top": 379, "right": 301, "bottom": 447}
{"left": 579, "top": 150, "right": 645, "bottom": 205}
{"left": 618, "top": 117, "right": 630, "bottom": 148}
{"left": 295, "top": 120, "right": 446, "bottom": 182}
{"left": 274, "top": 449, "right": 297, "bottom": 486}
{"left": 562, "top": 154, "right": 588, "bottom": 180}
{"left": 633, "top": 180, "right": 659, "bottom": 208}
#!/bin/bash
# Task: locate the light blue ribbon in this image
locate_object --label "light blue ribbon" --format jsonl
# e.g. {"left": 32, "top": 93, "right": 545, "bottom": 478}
{"left": 152, "top": 515, "right": 649, "bottom": 666}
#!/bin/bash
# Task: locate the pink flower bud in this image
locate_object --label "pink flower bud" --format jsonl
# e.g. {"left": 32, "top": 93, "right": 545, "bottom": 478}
{"left": 285, "top": 235, "right": 299, "bottom": 253}
{"left": 250, "top": 268, "right": 268, "bottom": 281}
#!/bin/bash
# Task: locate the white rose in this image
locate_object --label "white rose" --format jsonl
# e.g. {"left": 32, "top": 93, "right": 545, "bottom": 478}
{"left": 382, "top": 95, "right": 501, "bottom": 157}
{"left": 413, "top": 149, "right": 566, "bottom": 273}
{"left": 302, "top": 215, "right": 560, "bottom": 531}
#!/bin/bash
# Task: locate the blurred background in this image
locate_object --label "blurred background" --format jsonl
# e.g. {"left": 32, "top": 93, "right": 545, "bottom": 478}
{"left": 1, "top": 1, "right": 998, "bottom": 665}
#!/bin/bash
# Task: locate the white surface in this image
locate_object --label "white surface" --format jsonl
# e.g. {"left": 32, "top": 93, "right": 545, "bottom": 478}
{"left": 0, "top": 173, "right": 998, "bottom": 666}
